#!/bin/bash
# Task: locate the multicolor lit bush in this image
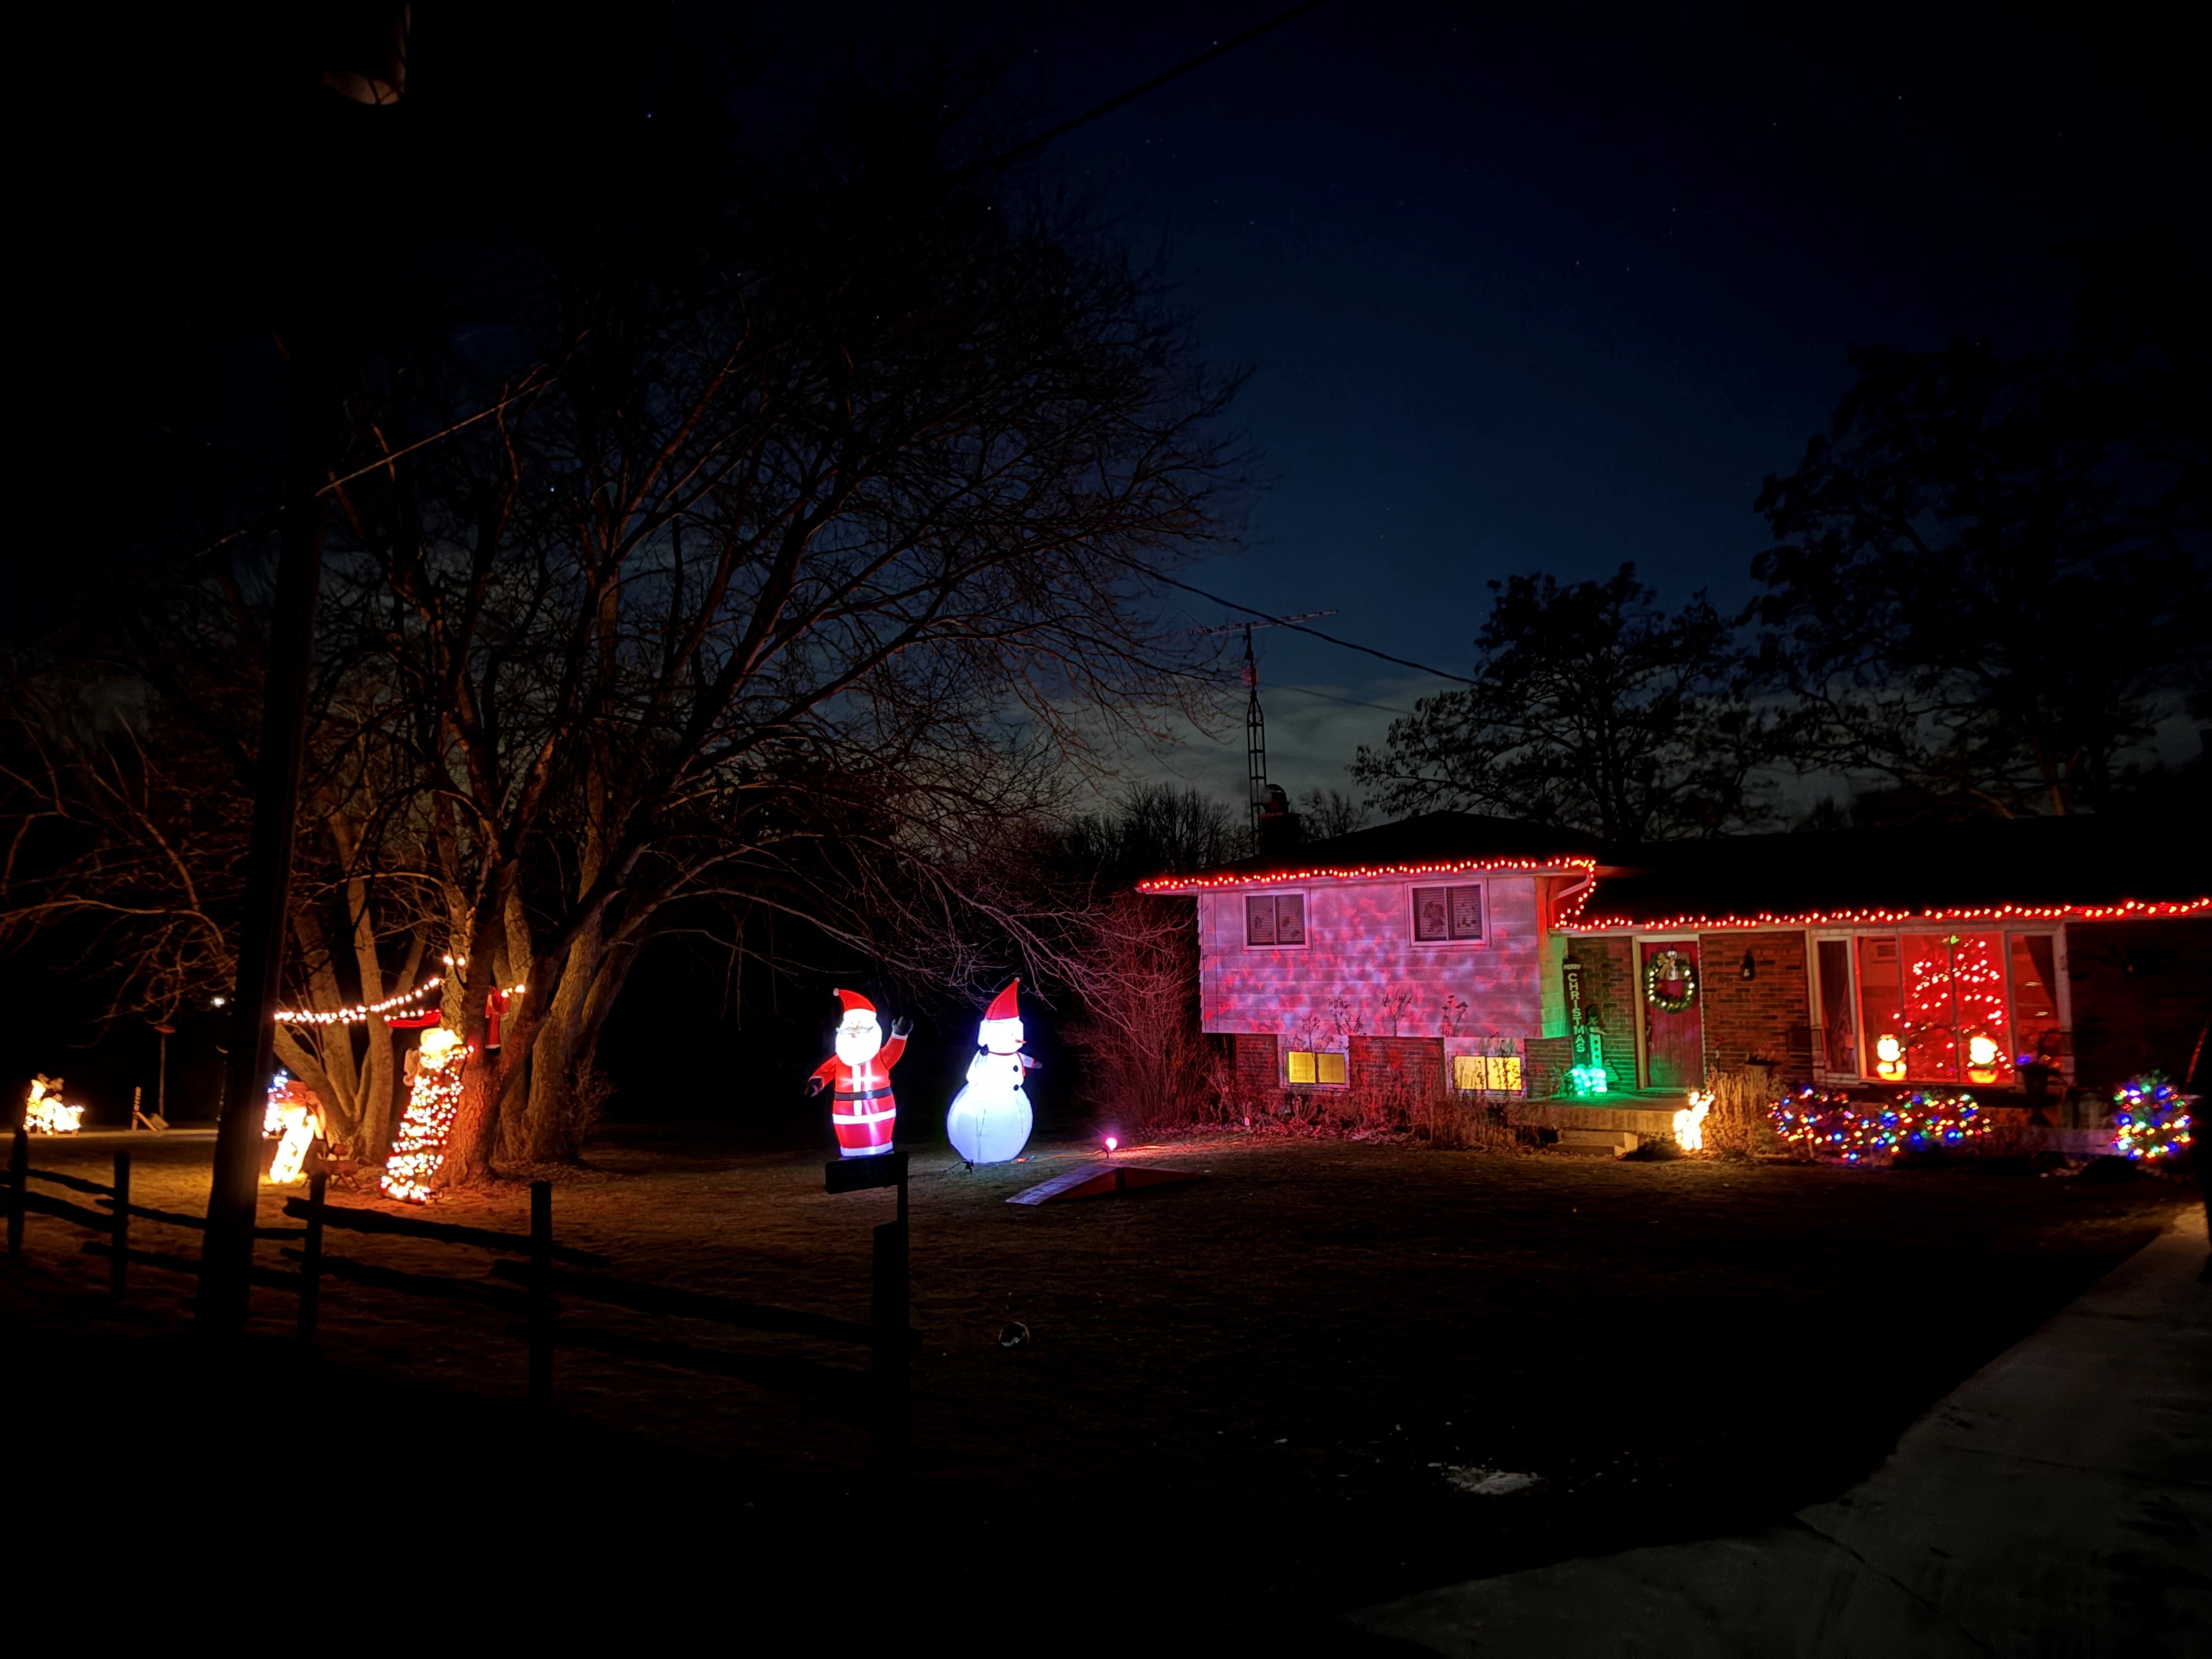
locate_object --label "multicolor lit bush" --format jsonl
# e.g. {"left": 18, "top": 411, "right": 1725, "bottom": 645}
{"left": 2112, "top": 1075, "right": 2193, "bottom": 1163}
{"left": 1768, "top": 1088, "right": 1989, "bottom": 1163}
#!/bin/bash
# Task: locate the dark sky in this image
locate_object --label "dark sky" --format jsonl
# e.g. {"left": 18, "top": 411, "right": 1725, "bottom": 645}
{"left": 930, "top": 2, "right": 2203, "bottom": 804}
{"left": 26, "top": 4, "right": 2200, "bottom": 808}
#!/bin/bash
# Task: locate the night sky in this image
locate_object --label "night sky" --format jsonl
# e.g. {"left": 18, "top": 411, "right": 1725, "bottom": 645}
{"left": 24, "top": 4, "right": 2202, "bottom": 807}
{"left": 935, "top": 2, "right": 2203, "bottom": 805}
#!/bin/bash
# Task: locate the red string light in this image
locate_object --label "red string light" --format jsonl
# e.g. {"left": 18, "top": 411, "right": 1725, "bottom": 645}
{"left": 1565, "top": 897, "right": 2211, "bottom": 934}
{"left": 1138, "top": 855, "right": 1599, "bottom": 894}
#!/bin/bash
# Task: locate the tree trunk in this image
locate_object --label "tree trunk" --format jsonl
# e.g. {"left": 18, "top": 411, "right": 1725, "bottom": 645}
{"left": 515, "top": 913, "right": 638, "bottom": 1161}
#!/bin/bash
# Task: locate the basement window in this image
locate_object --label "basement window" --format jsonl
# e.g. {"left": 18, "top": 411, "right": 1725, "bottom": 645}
{"left": 1285, "top": 1049, "right": 1347, "bottom": 1086}
{"left": 1453, "top": 1054, "right": 1523, "bottom": 1093}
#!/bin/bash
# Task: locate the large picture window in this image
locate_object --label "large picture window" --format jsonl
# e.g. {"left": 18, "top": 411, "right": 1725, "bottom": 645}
{"left": 1244, "top": 892, "right": 1306, "bottom": 947}
{"left": 1410, "top": 884, "right": 1483, "bottom": 943}
{"left": 1849, "top": 930, "right": 2060, "bottom": 1086}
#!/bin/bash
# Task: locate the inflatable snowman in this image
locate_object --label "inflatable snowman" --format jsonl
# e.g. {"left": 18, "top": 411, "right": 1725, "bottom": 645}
{"left": 945, "top": 979, "right": 1039, "bottom": 1165}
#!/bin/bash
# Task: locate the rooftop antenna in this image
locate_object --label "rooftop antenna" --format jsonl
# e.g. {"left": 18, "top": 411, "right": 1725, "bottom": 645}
{"left": 1188, "top": 611, "right": 1337, "bottom": 846}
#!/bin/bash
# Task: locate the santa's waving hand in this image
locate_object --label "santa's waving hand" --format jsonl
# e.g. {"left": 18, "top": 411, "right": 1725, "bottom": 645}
{"left": 809, "top": 989, "right": 908, "bottom": 1158}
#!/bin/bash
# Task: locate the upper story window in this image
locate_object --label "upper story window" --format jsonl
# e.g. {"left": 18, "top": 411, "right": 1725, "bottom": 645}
{"left": 1244, "top": 892, "right": 1306, "bottom": 947}
{"left": 1411, "top": 884, "right": 1484, "bottom": 943}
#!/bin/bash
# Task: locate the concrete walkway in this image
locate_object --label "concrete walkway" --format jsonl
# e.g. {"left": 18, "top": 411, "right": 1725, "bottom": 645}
{"left": 1352, "top": 1211, "right": 2211, "bottom": 1657}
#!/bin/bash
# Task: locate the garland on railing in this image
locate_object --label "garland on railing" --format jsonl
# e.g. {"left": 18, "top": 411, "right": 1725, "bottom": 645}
{"left": 2112, "top": 1074, "right": 2193, "bottom": 1163}
{"left": 1768, "top": 1087, "right": 1988, "bottom": 1163}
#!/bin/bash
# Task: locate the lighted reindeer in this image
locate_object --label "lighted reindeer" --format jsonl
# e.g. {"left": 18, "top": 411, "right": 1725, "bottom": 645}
{"left": 23, "top": 1075, "right": 85, "bottom": 1135}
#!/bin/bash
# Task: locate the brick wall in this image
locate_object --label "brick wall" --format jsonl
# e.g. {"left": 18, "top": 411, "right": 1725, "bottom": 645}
{"left": 1349, "top": 1035, "right": 1446, "bottom": 1103}
{"left": 2068, "top": 918, "right": 2212, "bottom": 1091}
{"left": 1523, "top": 1035, "right": 1573, "bottom": 1097}
{"left": 1233, "top": 1032, "right": 1279, "bottom": 1088}
{"left": 1696, "top": 930, "right": 1815, "bottom": 1086}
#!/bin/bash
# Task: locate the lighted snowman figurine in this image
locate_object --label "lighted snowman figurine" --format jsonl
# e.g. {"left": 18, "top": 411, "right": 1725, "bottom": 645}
{"left": 945, "top": 979, "right": 1040, "bottom": 1165}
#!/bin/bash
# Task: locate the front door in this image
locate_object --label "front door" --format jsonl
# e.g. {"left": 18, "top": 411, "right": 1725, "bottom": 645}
{"left": 1642, "top": 941, "right": 1704, "bottom": 1090}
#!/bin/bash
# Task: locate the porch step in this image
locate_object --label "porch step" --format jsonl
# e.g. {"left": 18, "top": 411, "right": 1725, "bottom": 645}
{"left": 1557, "top": 1127, "right": 1641, "bottom": 1156}
{"left": 1527, "top": 1103, "right": 1681, "bottom": 1137}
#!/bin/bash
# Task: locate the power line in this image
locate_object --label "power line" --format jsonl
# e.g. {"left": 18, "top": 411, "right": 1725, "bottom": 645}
{"left": 972, "top": 2, "right": 1338, "bottom": 174}
{"left": 1136, "top": 559, "right": 1481, "bottom": 686}
{"left": 1273, "top": 683, "right": 1421, "bottom": 716}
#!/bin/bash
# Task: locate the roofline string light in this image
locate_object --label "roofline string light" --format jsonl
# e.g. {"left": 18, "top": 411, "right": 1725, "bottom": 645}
{"left": 1565, "top": 896, "right": 2212, "bottom": 934}
{"left": 1136, "top": 852, "right": 2208, "bottom": 935}
{"left": 1138, "top": 855, "right": 1600, "bottom": 895}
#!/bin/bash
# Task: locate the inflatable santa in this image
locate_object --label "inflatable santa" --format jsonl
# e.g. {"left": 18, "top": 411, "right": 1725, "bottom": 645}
{"left": 946, "top": 979, "right": 1040, "bottom": 1165}
{"left": 808, "top": 989, "right": 909, "bottom": 1158}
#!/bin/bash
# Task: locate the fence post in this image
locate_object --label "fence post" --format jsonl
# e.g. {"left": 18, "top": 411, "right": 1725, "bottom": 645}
{"left": 110, "top": 1151, "right": 131, "bottom": 1301}
{"left": 297, "top": 1172, "right": 325, "bottom": 1344}
{"left": 7, "top": 1127, "right": 24, "bottom": 1260}
{"left": 871, "top": 1216, "right": 910, "bottom": 1482}
{"left": 528, "top": 1180, "right": 554, "bottom": 1412}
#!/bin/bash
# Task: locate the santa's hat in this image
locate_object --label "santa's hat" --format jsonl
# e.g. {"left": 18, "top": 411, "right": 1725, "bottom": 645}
{"left": 984, "top": 980, "right": 1020, "bottom": 1022}
{"left": 834, "top": 988, "right": 877, "bottom": 1017}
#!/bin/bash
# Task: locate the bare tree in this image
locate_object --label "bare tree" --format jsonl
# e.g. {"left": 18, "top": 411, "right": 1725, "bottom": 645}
{"left": 308, "top": 91, "right": 1244, "bottom": 1181}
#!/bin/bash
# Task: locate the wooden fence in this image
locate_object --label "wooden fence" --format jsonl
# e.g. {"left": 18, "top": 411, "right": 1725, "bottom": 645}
{"left": 3, "top": 1128, "right": 913, "bottom": 1475}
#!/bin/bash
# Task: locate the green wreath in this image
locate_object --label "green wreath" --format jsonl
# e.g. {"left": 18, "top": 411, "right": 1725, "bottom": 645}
{"left": 1644, "top": 949, "right": 1699, "bottom": 1014}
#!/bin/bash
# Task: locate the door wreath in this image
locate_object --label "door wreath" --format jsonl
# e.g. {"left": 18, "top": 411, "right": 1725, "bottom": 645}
{"left": 1644, "top": 949, "right": 1699, "bottom": 1014}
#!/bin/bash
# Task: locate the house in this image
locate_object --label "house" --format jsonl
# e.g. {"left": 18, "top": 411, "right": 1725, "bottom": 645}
{"left": 1137, "top": 812, "right": 2212, "bottom": 1140}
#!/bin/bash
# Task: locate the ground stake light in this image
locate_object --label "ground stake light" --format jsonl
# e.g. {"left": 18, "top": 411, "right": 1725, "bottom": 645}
{"left": 947, "top": 979, "right": 1039, "bottom": 1165}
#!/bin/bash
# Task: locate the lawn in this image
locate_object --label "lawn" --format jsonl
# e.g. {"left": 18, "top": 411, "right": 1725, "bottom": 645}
{"left": 2, "top": 1125, "right": 2188, "bottom": 1639}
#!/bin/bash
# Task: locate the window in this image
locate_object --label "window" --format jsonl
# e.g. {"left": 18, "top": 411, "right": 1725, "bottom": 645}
{"left": 1816, "top": 939, "right": 1857, "bottom": 1075}
{"left": 1244, "top": 893, "right": 1306, "bottom": 946}
{"left": 1286, "top": 1049, "right": 1346, "bottom": 1086}
{"left": 1850, "top": 930, "right": 2059, "bottom": 1085}
{"left": 1411, "top": 884, "right": 1483, "bottom": 942}
{"left": 2008, "top": 934, "right": 2063, "bottom": 1067}
{"left": 1453, "top": 1054, "right": 1523, "bottom": 1093}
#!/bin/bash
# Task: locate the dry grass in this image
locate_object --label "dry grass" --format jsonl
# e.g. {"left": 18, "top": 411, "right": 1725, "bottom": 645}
{"left": 3, "top": 1122, "right": 2191, "bottom": 1635}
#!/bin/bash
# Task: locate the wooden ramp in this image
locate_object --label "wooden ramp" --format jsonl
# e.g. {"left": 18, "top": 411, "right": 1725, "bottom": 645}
{"left": 1007, "top": 1162, "right": 1205, "bottom": 1205}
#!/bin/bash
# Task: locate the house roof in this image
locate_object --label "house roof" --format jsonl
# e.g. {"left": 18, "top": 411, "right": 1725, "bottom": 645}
{"left": 1138, "top": 809, "right": 2212, "bottom": 926}
{"left": 1572, "top": 815, "right": 2212, "bottom": 931}
{"left": 1134, "top": 811, "right": 1603, "bottom": 893}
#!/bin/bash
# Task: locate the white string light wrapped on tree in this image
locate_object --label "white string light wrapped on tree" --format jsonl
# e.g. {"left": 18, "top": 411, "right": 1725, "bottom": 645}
{"left": 381, "top": 1028, "right": 469, "bottom": 1204}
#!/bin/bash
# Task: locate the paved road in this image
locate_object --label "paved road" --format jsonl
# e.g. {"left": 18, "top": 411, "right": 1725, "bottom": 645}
{"left": 1353, "top": 1210, "right": 2211, "bottom": 1657}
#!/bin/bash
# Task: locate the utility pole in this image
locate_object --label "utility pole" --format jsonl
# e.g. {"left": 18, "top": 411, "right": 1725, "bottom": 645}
{"left": 1190, "top": 611, "right": 1336, "bottom": 847}
{"left": 196, "top": 6, "right": 409, "bottom": 1332}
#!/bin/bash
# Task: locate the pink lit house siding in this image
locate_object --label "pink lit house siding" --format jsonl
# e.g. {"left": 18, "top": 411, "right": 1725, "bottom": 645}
{"left": 1195, "top": 873, "right": 1571, "bottom": 1068}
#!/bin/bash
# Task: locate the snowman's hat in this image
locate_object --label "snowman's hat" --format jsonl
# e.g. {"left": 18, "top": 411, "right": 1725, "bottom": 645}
{"left": 834, "top": 988, "right": 877, "bottom": 1016}
{"left": 978, "top": 980, "right": 1024, "bottom": 1053}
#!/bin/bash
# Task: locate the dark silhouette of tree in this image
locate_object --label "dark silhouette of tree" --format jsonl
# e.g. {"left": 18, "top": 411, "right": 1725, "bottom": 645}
{"left": 1350, "top": 566, "right": 1775, "bottom": 841}
{"left": 1754, "top": 235, "right": 2209, "bottom": 817}
{"left": 7, "top": 40, "right": 1246, "bottom": 1184}
{"left": 1296, "top": 786, "right": 1368, "bottom": 842}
